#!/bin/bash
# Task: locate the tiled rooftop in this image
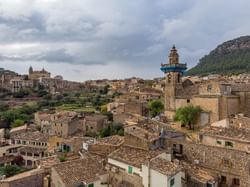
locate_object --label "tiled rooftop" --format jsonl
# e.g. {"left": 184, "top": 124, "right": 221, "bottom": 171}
{"left": 11, "top": 131, "right": 49, "bottom": 142}
{"left": 53, "top": 156, "right": 106, "bottom": 185}
{"left": 125, "top": 125, "right": 159, "bottom": 142}
{"left": 200, "top": 126, "right": 250, "bottom": 142}
{"left": 109, "top": 145, "right": 163, "bottom": 168}
{"left": 181, "top": 162, "right": 216, "bottom": 183}
{"left": 97, "top": 135, "right": 124, "bottom": 146}
{"left": 150, "top": 157, "right": 182, "bottom": 177}
{"left": 231, "top": 83, "right": 250, "bottom": 92}
{"left": 39, "top": 156, "right": 60, "bottom": 169}
{"left": 18, "top": 146, "right": 47, "bottom": 154}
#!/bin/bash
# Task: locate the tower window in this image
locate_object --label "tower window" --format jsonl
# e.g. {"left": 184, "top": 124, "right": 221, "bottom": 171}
{"left": 177, "top": 73, "right": 181, "bottom": 83}
{"left": 207, "top": 85, "right": 212, "bottom": 92}
{"left": 167, "top": 74, "right": 171, "bottom": 83}
{"left": 233, "top": 178, "right": 240, "bottom": 186}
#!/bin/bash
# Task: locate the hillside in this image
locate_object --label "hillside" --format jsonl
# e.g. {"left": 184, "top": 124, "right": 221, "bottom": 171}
{"left": 187, "top": 36, "right": 250, "bottom": 75}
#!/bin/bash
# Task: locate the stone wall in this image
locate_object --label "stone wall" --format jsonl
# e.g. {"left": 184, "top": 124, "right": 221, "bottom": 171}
{"left": 192, "top": 96, "right": 220, "bottom": 123}
{"left": 201, "top": 134, "right": 250, "bottom": 153}
{"left": 124, "top": 133, "right": 149, "bottom": 150}
{"left": 220, "top": 96, "right": 240, "bottom": 119}
{"left": 109, "top": 168, "right": 143, "bottom": 187}
{"left": 169, "top": 140, "right": 250, "bottom": 187}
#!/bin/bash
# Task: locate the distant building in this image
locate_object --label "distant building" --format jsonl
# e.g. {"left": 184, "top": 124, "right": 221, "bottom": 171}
{"left": 28, "top": 66, "right": 51, "bottom": 80}
{"left": 83, "top": 115, "right": 108, "bottom": 135}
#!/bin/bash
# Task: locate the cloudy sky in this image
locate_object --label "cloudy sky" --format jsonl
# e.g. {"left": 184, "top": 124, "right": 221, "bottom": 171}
{"left": 0, "top": 0, "right": 250, "bottom": 81}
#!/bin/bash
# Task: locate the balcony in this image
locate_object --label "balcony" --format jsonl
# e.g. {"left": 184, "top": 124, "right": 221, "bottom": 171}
{"left": 160, "top": 63, "right": 187, "bottom": 73}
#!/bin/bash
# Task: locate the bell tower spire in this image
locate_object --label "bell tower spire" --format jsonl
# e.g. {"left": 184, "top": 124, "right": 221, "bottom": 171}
{"left": 160, "top": 45, "right": 187, "bottom": 119}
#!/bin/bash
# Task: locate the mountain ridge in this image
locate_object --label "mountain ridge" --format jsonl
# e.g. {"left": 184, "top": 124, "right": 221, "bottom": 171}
{"left": 187, "top": 36, "right": 250, "bottom": 75}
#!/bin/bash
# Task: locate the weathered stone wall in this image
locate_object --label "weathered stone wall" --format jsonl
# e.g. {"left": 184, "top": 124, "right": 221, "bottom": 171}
{"left": 201, "top": 135, "right": 250, "bottom": 153}
{"left": 109, "top": 168, "right": 143, "bottom": 187}
{"left": 192, "top": 96, "right": 220, "bottom": 123}
{"left": 168, "top": 140, "right": 250, "bottom": 187}
{"left": 124, "top": 102, "right": 146, "bottom": 116}
{"left": 220, "top": 96, "right": 240, "bottom": 119}
{"left": 124, "top": 133, "right": 149, "bottom": 150}
{"left": 198, "top": 81, "right": 222, "bottom": 95}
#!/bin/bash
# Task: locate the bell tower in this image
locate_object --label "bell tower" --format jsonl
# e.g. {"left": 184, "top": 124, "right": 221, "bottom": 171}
{"left": 160, "top": 45, "right": 187, "bottom": 119}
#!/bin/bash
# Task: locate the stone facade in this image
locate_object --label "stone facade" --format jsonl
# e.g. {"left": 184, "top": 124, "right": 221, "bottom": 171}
{"left": 169, "top": 139, "right": 250, "bottom": 187}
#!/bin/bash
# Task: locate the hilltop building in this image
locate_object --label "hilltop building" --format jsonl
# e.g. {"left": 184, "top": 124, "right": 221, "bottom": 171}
{"left": 28, "top": 66, "right": 51, "bottom": 80}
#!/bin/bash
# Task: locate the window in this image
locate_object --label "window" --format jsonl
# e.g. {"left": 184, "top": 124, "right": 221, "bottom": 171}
{"left": 88, "top": 184, "right": 94, "bottom": 187}
{"left": 170, "top": 178, "right": 175, "bottom": 187}
{"left": 233, "top": 178, "right": 240, "bottom": 186}
{"left": 225, "top": 141, "right": 233, "bottom": 147}
{"left": 187, "top": 99, "right": 190, "bottom": 103}
{"left": 207, "top": 84, "right": 212, "bottom": 92}
{"left": 221, "top": 176, "right": 227, "bottom": 183}
{"left": 216, "top": 140, "right": 222, "bottom": 145}
{"left": 207, "top": 183, "right": 213, "bottom": 187}
{"left": 222, "top": 159, "right": 232, "bottom": 168}
{"left": 177, "top": 73, "right": 181, "bottom": 83}
{"left": 168, "top": 74, "right": 172, "bottom": 83}
{"left": 128, "top": 166, "right": 133, "bottom": 174}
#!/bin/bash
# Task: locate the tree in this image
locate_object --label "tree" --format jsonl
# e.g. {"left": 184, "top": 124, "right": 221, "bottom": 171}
{"left": 174, "top": 105, "right": 201, "bottom": 130}
{"left": 0, "top": 102, "right": 9, "bottom": 112}
{"left": 11, "top": 119, "right": 25, "bottom": 128}
{"left": 148, "top": 100, "right": 164, "bottom": 117}
{"left": 100, "top": 125, "right": 111, "bottom": 137}
{"left": 0, "top": 165, "right": 23, "bottom": 177}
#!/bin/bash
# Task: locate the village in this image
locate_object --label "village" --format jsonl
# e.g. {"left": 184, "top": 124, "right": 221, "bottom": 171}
{"left": 0, "top": 46, "right": 249, "bottom": 187}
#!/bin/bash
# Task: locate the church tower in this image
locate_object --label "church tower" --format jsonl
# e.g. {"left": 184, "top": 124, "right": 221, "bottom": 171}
{"left": 29, "top": 66, "right": 33, "bottom": 75}
{"left": 160, "top": 45, "right": 187, "bottom": 119}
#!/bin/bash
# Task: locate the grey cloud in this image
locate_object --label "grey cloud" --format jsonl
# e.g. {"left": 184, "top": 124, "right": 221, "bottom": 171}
{"left": 0, "top": 0, "right": 250, "bottom": 80}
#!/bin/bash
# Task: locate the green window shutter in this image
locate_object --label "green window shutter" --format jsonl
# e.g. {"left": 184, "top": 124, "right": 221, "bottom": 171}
{"left": 88, "top": 184, "right": 94, "bottom": 187}
{"left": 170, "top": 178, "right": 175, "bottom": 187}
{"left": 128, "top": 166, "right": 133, "bottom": 174}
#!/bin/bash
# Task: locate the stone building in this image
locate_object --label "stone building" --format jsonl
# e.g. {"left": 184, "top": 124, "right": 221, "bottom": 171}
{"left": 107, "top": 146, "right": 164, "bottom": 187}
{"left": 141, "top": 157, "right": 183, "bottom": 187}
{"left": 87, "top": 135, "right": 124, "bottom": 157}
{"left": 169, "top": 139, "right": 250, "bottom": 187}
{"left": 28, "top": 66, "right": 51, "bottom": 80}
{"left": 10, "top": 131, "right": 48, "bottom": 149}
{"left": 199, "top": 120, "right": 250, "bottom": 152}
{"left": 124, "top": 125, "right": 161, "bottom": 151}
{"left": 35, "top": 111, "right": 82, "bottom": 138}
{"left": 51, "top": 156, "right": 108, "bottom": 187}
{"left": 108, "top": 101, "right": 148, "bottom": 117}
{"left": 9, "top": 76, "right": 34, "bottom": 93}
{"left": 50, "top": 112, "right": 81, "bottom": 138}
{"left": 17, "top": 146, "right": 48, "bottom": 168}
{"left": 83, "top": 115, "right": 108, "bottom": 135}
